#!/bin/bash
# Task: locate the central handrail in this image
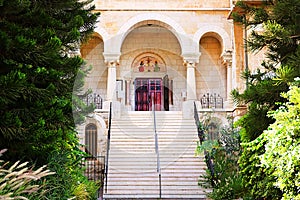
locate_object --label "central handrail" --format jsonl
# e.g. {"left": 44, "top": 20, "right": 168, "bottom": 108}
{"left": 105, "top": 102, "right": 112, "bottom": 193}
{"left": 152, "top": 98, "right": 162, "bottom": 198}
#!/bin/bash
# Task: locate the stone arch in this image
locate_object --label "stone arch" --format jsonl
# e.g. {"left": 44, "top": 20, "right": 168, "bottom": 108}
{"left": 108, "top": 13, "right": 193, "bottom": 54}
{"left": 196, "top": 28, "right": 228, "bottom": 103}
{"left": 80, "top": 34, "right": 104, "bottom": 59}
{"left": 94, "top": 25, "right": 110, "bottom": 42}
{"left": 193, "top": 26, "right": 231, "bottom": 53}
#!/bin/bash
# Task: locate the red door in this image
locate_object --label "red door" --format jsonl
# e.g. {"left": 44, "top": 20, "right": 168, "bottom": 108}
{"left": 135, "top": 79, "right": 162, "bottom": 111}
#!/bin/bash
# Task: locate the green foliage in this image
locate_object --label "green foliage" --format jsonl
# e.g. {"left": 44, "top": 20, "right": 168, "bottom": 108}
{"left": 0, "top": 0, "right": 100, "bottom": 199}
{"left": 259, "top": 80, "right": 300, "bottom": 199}
{"left": 197, "top": 118, "right": 245, "bottom": 200}
{"left": 232, "top": 1, "right": 300, "bottom": 198}
{"left": 239, "top": 138, "right": 282, "bottom": 199}
{"left": 239, "top": 80, "right": 300, "bottom": 199}
{"left": 37, "top": 150, "right": 99, "bottom": 200}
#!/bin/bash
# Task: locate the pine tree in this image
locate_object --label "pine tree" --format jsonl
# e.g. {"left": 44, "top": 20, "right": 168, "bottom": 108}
{"left": 0, "top": 0, "right": 99, "bottom": 162}
{"left": 232, "top": 0, "right": 300, "bottom": 198}
{"left": 232, "top": 0, "right": 300, "bottom": 141}
{"left": 0, "top": 0, "right": 100, "bottom": 198}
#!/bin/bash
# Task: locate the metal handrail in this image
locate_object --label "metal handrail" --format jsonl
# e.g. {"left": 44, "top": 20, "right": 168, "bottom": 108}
{"left": 105, "top": 102, "right": 112, "bottom": 193}
{"left": 193, "top": 102, "right": 216, "bottom": 187}
{"left": 152, "top": 98, "right": 162, "bottom": 198}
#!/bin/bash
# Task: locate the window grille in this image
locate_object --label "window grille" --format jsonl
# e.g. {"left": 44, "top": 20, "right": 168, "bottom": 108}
{"left": 85, "top": 124, "right": 97, "bottom": 157}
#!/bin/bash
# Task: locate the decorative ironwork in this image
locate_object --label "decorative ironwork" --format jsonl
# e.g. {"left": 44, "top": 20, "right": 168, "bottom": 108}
{"left": 85, "top": 93, "right": 103, "bottom": 109}
{"left": 82, "top": 156, "right": 105, "bottom": 198}
{"left": 200, "top": 93, "right": 223, "bottom": 109}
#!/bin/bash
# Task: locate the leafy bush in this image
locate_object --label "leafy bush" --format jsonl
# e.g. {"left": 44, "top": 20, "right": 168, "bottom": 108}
{"left": 239, "top": 138, "right": 282, "bottom": 199}
{"left": 197, "top": 118, "right": 245, "bottom": 200}
{"left": 259, "top": 80, "right": 300, "bottom": 199}
{"left": 239, "top": 79, "right": 300, "bottom": 199}
{"left": 39, "top": 149, "right": 100, "bottom": 200}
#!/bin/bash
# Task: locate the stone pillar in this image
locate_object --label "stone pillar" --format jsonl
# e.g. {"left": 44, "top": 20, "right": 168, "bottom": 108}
{"left": 222, "top": 50, "right": 233, "bottom": 108}
{"left": 124, "top": 78, "right": 131, "bottom": 111}
{"left": 186, "top": 61, "right": 197, "bottom": 100}
{"left": 103, "top": 53, "right": 121, "bottom": 118}
{"left": 106, "top": 61, "right": 117, "bottom": 101}
{"left": 227, "top": 63, "right": 232, "bottom": 100}
{"left": 182, "top": 53, "right": 200, "bottom": 119}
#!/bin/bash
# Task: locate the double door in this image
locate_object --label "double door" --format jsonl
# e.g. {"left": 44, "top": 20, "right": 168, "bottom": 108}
{"left": 135, "top": 78, "right": 162, "bottom": 111}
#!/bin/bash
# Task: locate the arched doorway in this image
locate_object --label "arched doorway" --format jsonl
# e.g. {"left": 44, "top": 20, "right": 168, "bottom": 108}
{"left": 132, "top": 55, "right": 169, "bottom": 111}
{"left": 120, "top": 21, "right": 182, "bottom": 111}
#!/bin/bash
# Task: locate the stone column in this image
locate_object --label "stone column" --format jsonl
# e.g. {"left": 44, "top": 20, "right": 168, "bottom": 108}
{"left": 124, "top": 78, "right": 131, "bottom": 110}
{"left": 186, "top": 61, "right": 197, "bottom": 100}
{"left": 226, "top": 63, "right": 232, "bottom": 100}
{"left": 182, "top": 53, "right": 200, "bottom": 119}
{"left": 222, "top": 50, "right": 233, "bottom": 108}
{"left": 103, "top": 53, "right": 121, "bottom": 118}
{"left": 106, "top": 61, "right": 117, "bottom": 102}
{"left": 103, "top": 53, "right": 120, "bottom": 102}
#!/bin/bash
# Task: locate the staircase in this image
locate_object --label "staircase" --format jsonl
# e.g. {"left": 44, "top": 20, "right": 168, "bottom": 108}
{"left": 103, "top": 111, "right": 209, "bottom": 199}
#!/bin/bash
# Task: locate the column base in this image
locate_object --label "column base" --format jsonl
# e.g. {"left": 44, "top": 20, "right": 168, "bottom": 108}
{"left": 182, "top": 100, "right": 200, "bottom": 119}
{"left": 224, "top": 100, "right": 234, "bottom": 110}
{"left": 103, "top": 100, "right": 121, "bottom": 119}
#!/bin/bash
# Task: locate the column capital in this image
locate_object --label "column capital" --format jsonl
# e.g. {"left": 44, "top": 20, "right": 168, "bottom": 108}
{"left": 182, "top": 52, "right": 201, "bottom": 64}
{"left": 184, "top": 61, "right": 196, "bottom": 68}
{"left": 221, "top": 49, "right": 233, "bottom": 66}
{"left": 103, "top": 52, "right": 121, "bottom": 65}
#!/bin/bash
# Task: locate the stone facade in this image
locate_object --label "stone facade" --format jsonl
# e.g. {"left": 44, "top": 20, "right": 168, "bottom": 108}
{"left": 78, "top": 0, "right": 265, "bottom": 156}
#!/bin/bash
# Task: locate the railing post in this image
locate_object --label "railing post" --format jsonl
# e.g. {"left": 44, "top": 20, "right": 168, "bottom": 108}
{"left": 105, "top": 102, "right": 112, "bottom": 193}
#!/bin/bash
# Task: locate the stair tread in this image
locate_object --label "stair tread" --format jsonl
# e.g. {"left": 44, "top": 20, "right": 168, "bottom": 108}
{"left": 104, "top": 112, "right": 207, "bottom": 199}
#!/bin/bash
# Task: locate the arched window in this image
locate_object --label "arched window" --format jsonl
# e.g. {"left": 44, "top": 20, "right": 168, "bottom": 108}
{"left": 207, "top": 122, "right": 219, "bottom": 141}
{"left": 85, "top": 124, "right": 97, "bottom": 157}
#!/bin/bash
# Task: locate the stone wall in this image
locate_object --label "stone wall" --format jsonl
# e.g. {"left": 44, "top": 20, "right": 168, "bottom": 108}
{"left": 78, "top": 0, "right": 257, "bottom": 111}
{"left": 81, "top": 36, "right": 107, "bottom": 99}
{"left": 197, "top": 36, "right": 226, "bottom": 100}
{"left": 94, "top": 0, "right": 231, "bottom": 10}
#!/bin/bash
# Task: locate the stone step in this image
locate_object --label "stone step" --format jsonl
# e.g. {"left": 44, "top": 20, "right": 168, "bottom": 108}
{"left": 104, "top": 189, "right": 207, "bottom": 195}
{"left": 103, "top": 194, "right": 207, "bottom": 199}
{"left": 111, "top": 122, "right": 196, "bottom": 125}
{"left": 105, "top": 181, "right": 201, "bottom": 186}
{"left": 107, "top": 173, "right": 206, "bottom": 179}
{"left": 107, "top": 184, "right": 203, "bottom": 189}
{"left": 107, "top": 177, "right": 200, "bottom": 183}
{"left": 104, "top": 112, "right": 208, "bottom": 199}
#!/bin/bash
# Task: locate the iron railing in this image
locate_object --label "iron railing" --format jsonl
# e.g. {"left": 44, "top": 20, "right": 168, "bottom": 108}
{"left": 152, "top": 98, "right": 162, "bottom": 198}
{"left": 200, "top": 93, "right": 223, "bottom": 109}
{"left": 105, "top": 102, "right": 112, "bottom": 193}
{"left": 194, "top": 102, "right": 216, "bottom": 187}
{"left": 85, "top": 93, "right": 103, "bottom": 109}
{"left": 82, "top": 156, "right": 105, "bottom": 198}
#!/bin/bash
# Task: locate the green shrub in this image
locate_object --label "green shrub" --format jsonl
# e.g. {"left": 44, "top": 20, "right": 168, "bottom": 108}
{"left": 39, "top": 149, "right": 100, "bottom": 200}
{"left": 197, "top": 118, "right": 245, "bottom": 199}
